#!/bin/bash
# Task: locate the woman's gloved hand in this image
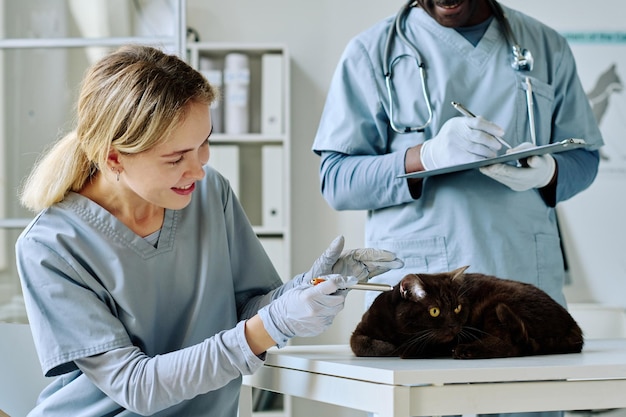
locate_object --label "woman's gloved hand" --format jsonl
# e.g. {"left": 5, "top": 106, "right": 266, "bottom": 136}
{"left": 479, "top": 142, "right": 556, "bottom": 191}
{"left": 258, "top": 274, "right": 357, "bottom": 347}
{"left": 420, "top": 116, "right": 504, "bottom": 170}
{"left": 331, "top": 248, "right": 404, "bottom": 282}
{"left": 290, "top": 236, "right": 404, "bottom": 289}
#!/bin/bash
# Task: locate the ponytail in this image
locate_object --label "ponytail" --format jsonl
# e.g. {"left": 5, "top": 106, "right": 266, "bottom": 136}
{"left": 19, "top": 131, "right": 93, "bottom": 212}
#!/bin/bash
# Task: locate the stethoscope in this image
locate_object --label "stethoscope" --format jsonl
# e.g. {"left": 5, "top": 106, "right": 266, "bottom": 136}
{"left": 384, "top": 0, "right": 534, "bottom": 134}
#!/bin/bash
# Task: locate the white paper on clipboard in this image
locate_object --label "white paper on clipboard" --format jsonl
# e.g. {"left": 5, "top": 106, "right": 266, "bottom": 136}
{"left": 397, "top": 138, "right": 588, "bottom": 180}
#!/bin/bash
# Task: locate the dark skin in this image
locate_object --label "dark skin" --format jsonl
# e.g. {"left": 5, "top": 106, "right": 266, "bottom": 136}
{"left": 414, "top": 0, "right": 492, "bottom": 28}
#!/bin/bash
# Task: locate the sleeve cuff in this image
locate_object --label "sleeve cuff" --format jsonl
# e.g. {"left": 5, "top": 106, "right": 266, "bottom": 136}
{"left": 234, "top": 321, "right": 267, "bottom": 374}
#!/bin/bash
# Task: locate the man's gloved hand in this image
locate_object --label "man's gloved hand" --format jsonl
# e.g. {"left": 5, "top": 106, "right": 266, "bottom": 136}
{"left": 420, "top": 116, "right": 505, "bottom": 170}
{"left": 479, "top": 142, "right": 556, "bottom": 191}
{"left": 258, "top": 274, "right": 358, "bottom": 348}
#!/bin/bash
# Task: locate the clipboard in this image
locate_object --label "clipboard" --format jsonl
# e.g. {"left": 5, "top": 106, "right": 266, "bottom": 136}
{"left": 397, "top": 138, "right": 588, "bottom": 180}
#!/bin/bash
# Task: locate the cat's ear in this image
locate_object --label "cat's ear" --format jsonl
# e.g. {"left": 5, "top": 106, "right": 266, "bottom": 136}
{"left": 451, "top": 265, "right": 470, "bottom": 281}
{"left": 399, "top": 274, "right": 426, "bottom": 300}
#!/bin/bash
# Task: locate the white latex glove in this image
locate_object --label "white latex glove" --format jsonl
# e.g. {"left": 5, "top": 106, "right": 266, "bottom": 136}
{"left": 258, "top": 274, "right": 358, "bottom": 347}
{"left": 479, "top": 142, "right": 556, "bottom": 191}
{"left": 331, "top": 248, "right": 404, "bottom": 282}
{"left": 420, "top": 116, "right": 505, "bottom": 170}
{"left": 285, "top": 236, "right": 403, "bottom": 291}
{"left": 304, "top": 235, "right": 346, "bottom": 282}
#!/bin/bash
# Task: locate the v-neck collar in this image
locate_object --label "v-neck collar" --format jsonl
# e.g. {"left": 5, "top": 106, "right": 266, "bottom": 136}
{"left": 408, "top": 8, "right": 505, "bottom": 70}
{"left": 63, "top": 192, "right": 178, "bottom": 257}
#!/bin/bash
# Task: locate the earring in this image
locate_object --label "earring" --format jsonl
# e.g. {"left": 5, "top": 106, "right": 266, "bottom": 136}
{"left": 111, "top": 167, "right": 120, "bottom": 182}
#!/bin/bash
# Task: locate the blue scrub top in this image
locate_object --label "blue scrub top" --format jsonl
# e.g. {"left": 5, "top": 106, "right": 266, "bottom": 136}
{"left": 16, "top": 166, "right": 283, "bottom": 416}
{"left": 312, "top": 6, "right": 603, "bottom": 308}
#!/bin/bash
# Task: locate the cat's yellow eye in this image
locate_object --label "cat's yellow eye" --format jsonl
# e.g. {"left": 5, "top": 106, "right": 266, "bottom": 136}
{"left": 454, "top": 304, "right": 462, "bottom": 314}
{"left": 429, "top": 307, "right": 440, "bottom": 317}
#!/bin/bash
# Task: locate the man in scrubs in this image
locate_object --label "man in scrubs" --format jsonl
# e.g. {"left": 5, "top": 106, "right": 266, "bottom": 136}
{"left": 312, "top": 1, "right": 603, "bottom": 417}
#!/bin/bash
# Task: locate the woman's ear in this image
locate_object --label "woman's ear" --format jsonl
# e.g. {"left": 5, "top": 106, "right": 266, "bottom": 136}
{"left": 106, "top": 147, "right": 123, "bottom": 173}
{"left": 106, "top": 147, "right": 124, "bottom": 181}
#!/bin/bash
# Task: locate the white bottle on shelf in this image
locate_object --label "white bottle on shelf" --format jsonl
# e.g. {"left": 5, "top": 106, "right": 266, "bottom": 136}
{"left": 223, "top": 52, "right": 250, "bottom": 134}
{"left": 199, "top": 56, "right": 223, "bottom": 134}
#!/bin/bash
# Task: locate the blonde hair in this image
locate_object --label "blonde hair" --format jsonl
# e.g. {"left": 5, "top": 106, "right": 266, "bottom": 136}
{"left": 20, "top": 45, "right": 217, "bottom": 212}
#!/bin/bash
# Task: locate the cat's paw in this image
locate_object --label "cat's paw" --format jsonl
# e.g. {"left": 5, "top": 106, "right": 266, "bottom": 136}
{"left": 452, "top": 343, "right": 488, "bottom": 359}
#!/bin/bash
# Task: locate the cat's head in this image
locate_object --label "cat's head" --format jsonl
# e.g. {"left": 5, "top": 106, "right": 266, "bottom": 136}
{"left": 393, "top": 266, "right": 470, "bottom": 342}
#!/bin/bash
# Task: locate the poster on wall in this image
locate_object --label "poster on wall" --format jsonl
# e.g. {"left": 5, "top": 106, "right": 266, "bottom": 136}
{"left": 565, "top": 32, "right": 626, "bottom": 176}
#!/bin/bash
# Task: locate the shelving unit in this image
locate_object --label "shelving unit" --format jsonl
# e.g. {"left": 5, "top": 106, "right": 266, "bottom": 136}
{"left": 187, "top": 42, "right": 292, "bottom": 417}
{"left": 0, "top": 0, "right": 187, "bottom": 324}
{"left": 0, "top": 0, "right": 187, "bottom": 56}
{"left": 188, "top": 41, "right": 291, "bottom": 280}
{"left": 1, "top": 6, "right": 292, "bottom": 416}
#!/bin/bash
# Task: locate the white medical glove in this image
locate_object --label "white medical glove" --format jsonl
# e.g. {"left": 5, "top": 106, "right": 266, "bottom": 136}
{"left": 331, "top": 248, "right": 404, "bottom": 282}
{"left": 479, "top": 142, "right": 556, "bottom": 191}
{"left": 285, "top": 236, "right": 403, "bottom": 292}
{"left": 276, "top": 235, "right": 345, "bottom": 294}
{"left": 420, "top": 116, "right": 505, "bottom": 170}
{"left": 304, "top": 235, "right": 346, "bottom": 282}
{"left": 258, "top": 274, "right": 358, "bottom": 347}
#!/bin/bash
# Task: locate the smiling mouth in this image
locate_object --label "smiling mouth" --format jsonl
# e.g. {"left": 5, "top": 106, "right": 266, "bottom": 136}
{"left": 435, "top": 0, "right": 464, "bottom": 8}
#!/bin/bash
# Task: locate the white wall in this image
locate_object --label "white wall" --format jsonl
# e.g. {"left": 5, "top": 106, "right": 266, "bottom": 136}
{"left": 187, "top": 2, "right": 626, "bottom": 416}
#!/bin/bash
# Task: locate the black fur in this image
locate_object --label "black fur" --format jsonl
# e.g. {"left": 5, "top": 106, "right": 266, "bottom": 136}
{"left": 350, "top": 266, "right": 584, "bottom": 359}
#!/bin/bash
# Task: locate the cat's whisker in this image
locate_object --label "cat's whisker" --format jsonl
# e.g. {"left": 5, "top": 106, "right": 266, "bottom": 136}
{"left": 458, "top": 326, "right": 488, "bottom": 342}
{"left": 399, "top": 330, "right": 437, "bottom": 356}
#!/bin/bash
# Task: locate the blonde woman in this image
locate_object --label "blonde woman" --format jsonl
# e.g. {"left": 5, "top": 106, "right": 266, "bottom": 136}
{"left": 16, "top": 45, "right": 401, "bottom": 416}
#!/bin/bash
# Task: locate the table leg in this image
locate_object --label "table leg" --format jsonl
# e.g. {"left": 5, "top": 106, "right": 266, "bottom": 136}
{"left": 238, "top": 384, "right": 253, "bottom": 417}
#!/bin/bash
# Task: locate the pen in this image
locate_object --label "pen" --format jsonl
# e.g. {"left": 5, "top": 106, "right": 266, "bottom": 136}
{"left": 525, "top": 77, "right": 537, "bottom": 146}
{"left": 310, "top": 277, "right": 394, "bottom": 292}
{"left": 451, "top": 101, "right": 512, "bottom": 149}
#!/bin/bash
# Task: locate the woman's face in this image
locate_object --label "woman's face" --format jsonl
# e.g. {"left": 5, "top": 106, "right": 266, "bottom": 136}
{"left": 416, "top": 0, "right": 490, "bottom": 28}
{"left": 118, "top": 101, "right": 212, "bottom": 211}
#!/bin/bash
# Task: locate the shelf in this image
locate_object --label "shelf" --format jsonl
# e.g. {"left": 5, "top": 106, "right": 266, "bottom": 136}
{"left": 0, "top": 0, "right": 187, "bottom": 57}
{"left": 0, "top": 36, "right": 176, "bottom": 50}
{"left": 210, "top": 133, "right": 286, "bottom": 145}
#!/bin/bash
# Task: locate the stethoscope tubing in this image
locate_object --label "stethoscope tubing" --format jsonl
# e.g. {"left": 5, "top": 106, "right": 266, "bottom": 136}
{"left": 384, "top": 0, "right": 532, "bottom": 134}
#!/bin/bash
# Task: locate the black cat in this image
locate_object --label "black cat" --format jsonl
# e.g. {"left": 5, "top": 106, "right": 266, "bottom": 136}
{"left": 350, "top": 266, "right": 584, "bottom": 359}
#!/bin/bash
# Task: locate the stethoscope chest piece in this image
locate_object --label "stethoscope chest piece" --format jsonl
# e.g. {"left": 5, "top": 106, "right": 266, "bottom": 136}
{"left": 511, "top": 45, "right": 534, "bottom": 71}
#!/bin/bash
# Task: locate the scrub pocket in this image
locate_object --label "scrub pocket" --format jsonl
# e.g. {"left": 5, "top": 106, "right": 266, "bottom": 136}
{"left": 368, "top": 236, "right": 449, "bottom": 276}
